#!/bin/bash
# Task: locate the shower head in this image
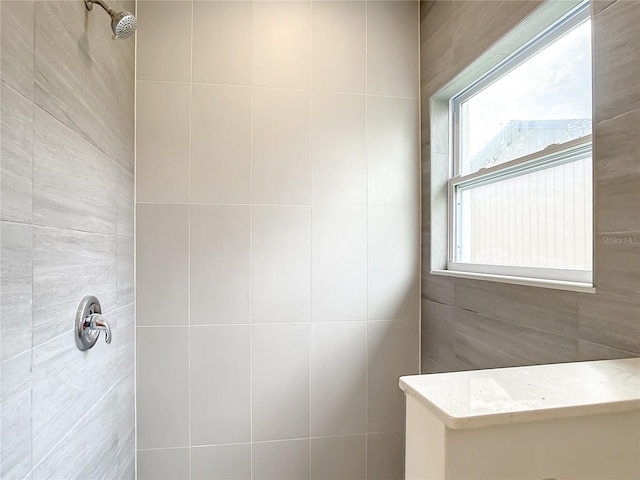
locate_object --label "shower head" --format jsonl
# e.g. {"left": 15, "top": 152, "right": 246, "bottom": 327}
{"left": 85, "top": 0, "right": 137, "bottom": 40}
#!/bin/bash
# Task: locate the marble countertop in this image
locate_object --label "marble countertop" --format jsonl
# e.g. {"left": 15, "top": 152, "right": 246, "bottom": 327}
{"left": 399, "top": 358, "right": 640, "bottom": 429}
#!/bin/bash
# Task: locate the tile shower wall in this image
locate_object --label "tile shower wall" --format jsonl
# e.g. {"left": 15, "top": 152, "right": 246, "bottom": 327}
{"left": 135, "top": 1, "right": 420, "bottom": 478}
{"left": 0, "top": 0, "right": 135, "bottom": 479}
{"left": 420, "top": 0, "right": 640, "bottom": 372}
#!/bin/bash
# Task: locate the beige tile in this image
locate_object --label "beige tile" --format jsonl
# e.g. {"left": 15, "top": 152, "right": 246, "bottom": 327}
{"left": 192, "top": 1, "right": 252, "bottom": 85}
{"left": 190, "top": 326, "right": 251, "bottom": 445}
{"left": 136, "top": 82, "right": 190, "bottom": 203}
{"left": 34, "top": 0, "right": 134, "bottom": 171}
{"left": 190, "top": 205, "right": 250, "bottom": 325}
{"left": 311, "top": 1, "right": 365, "bottom": 94}
{"left": 421, "top": 299, "right": 457, "bottom": 369}
{"left": 593, "top": 0, "right": 640, "bottom": 121}
{"left": 252, "top": 206, "right": 311, "bottom": 323}
{"left": 191, "top": 84, "right": 251, "bottom": 204}
{"left": 310, "top": 435, "right": 366, "bottom": 480}
{"left": 594, "top": 232, "right": 640, "bottom": 304}
{"left": 366, "top": 432, "right": 404, "bottom": 480}
{"left": 136, "top": 1, "right": 192, "bottom": 82}
{"left": 252, "top": 439, "right": 310, "bottom": 480}
{"left": 136, "top": 327, "right": 190, "bottom": 449}
{"left": 367, "top": 320, "right": 419, "bottom": 433}
{"left": 311, "top": 207, "right": 367, "bottom": 322}
{"left": 579, "top": 294, "right": 640, "bottom": 354}
{"left": 136, "top": 204, "right": 189, "bottom": 326}
{"left": 311, "top": 92, "right": 366, "bottom": 206}
{"left": 311, "top": 322, "right": 366, "bottom": 436}
{"left": 253, "top": 1, "right": 310, "bottom": 89}
{"left": 368, "top": 208, "right": 419, "bottom": 321}
{"left": 454, "top": 308, "right": 578, "bottom": 369}
{"left": 577, "top": 339, "right": 639, "bottom": 360}
{"left": 1, "top": 77, "right": 33, "bottom": 223}
{"left": 454, "top": 279, "right": 579, "bottom": 337}
{"left": 0, "top": 0, "right": 35, "bottom": 99}
{"left": 137, "top": 448, "right": 190, "bottom": 480}
{"left": 594, "top": 109, "right": 640, "bottom": 233}
{"left": 367, "top": 96, "right": 419, "bottom": 207}
{"left": 367, "top": 1, "right": 419, "bottom": 98}
{"left": 252, "top": 88, "right": 310, "bottom": 205}
{"left": 117, "top": 237, "right": 134, "bottom": 308}
{"left": 252, "top": 324, "right": 310, "bottom": 441}
{"left": 191, "top": 444, "right": 251, "bottom": 480}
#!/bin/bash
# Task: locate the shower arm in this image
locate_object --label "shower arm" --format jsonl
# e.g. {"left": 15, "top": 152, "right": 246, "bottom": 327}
{"left": 85, "top": 0, "right": 115, "bottom": 17}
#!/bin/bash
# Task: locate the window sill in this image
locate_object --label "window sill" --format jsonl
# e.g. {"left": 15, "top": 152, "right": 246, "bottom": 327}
{"left": 430, "top": 269, "right": 596, "bottom": 294}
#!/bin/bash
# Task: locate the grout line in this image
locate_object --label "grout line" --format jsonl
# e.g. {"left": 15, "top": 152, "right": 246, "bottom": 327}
{"left": 364, "top": 0, "right": 370, "bottom": 475}
{"left": 249, "top": 1, "right": 255, "bottom": 477}
{"left": 187, "top": 1, "right": 195, "bottom": 478}
{"left": 137, "top": 78, "right": 417, "bottom": 101}
{"left": 308, "top": 1, "right": 314, "bottom": 476}
{"left": 135, "top": 201, "right": 418, "bottom": 210}
{"left": 135, "top": 318, "right": 413, "bottom": 329}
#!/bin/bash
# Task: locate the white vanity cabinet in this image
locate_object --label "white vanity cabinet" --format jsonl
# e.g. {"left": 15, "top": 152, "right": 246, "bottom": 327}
{"left": 399, "top": 358, "right": 640, "bottom": 480}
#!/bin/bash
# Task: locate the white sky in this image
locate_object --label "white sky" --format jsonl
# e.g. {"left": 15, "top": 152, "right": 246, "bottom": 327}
{"left": 464, "top": 20, "right": 593, "bottom": 162}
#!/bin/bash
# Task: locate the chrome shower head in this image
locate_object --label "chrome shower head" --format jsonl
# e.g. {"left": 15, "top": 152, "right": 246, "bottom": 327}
{"left": 85, "top": 0, "right": 137, "bottom": 40}
{"left": 110, "top": 10, "right": 137, "bottom": 39}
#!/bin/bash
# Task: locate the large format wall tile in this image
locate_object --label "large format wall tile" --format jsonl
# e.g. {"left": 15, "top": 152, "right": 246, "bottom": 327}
{"left": 32, "top": 310, "right": 117, "bottom": 465}
{"left": 366, "top": 432, "right": 404, "bottom": 480}
{"left": 192, "top": 1, "right": 252, "bottom": 86}
{"left": 1, "top": 351, "right": 32, "bottom": 480}
{"left": 34, "top": 0, "right": 134, "bottom": 170}
{"left": 0, "top": 223, "right": 32, "bottom": 361}
{"left": 136, "top": 204, "right": 189, "bottom": 326}
{"left": 252, "top": 88, "right": 311, "bottom": 206}
{"left": 252, "top": 323, "right": 310, "bottom": 441}
{"left": 367, "top": 320, "right": 418, "bottom": 433}
{"left": 368, "top": 208, "right": 419, "bottom": 321}
{"left": 311, "top": 322, "right": 366, "bottom": 436}
{"left": 253, "top": 1, "right": 310, "bottom": 90}
{"left": 136, "top": 0, "right": 192, "bottom": 82}
{"left": 0, "top": 0, "right": 35, "bottom": 99}
{"left": 136, "top": 327, "right": 190, "bottom": 449}
{"left": 136, "top": 81, "right": 191, "bottom": 203}
{"left": 1, "top": 84, "right": 33, "bottom": 223}
{"left": 33, "top": 107, "right": 119, "bottom": 235}
{"left": 33, "top": 387, "right": 118, "bottom": 480}
{"left": 137, "top": 448, "right": 190, "bottom": 480}
{"left": 32, "top": 227, "right": 117, "bottom": 346}
{"left": 190, "top": 205, "right": 250, "bottom": 325}
{"left": 311, "top": 207, "right": 367, "bottom": 322}
{"left": 311, "top": 1, "right": 366, "bottom": 94}
{"left": 367, "top": 1, "right": 419, "bottom": 98}
{"left": 579, "top": 294, "right": 640, "bottom": 354}
{"left": 310, "top": 435, "right": 366, "bottom": 480}
{"left": 191, "top": 444, "right": 252, "bottom": 480}
{"left": 252, "top": 439, "right": 311, "bottom": 480}
{"left": 311, "top": 92, "right": 367, "bottom": 207}
{"left": 191, "top": 84, "right": 252, "bottom": 204}
{"left": 190, "top": 326, "right": 251, "bottom": 445}
{"left": 367, "top": 96, "right": 420, "bottom": 208}
{"left": 252, "top": 206, "right": 311, "bottom": 323}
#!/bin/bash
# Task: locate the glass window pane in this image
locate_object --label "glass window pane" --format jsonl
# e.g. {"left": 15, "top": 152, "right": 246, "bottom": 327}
{"left": 456, "top": 157, "right": 593, "bottom": 270}
{"left": 460, "top": 20, "right": 592, "bottom": 175}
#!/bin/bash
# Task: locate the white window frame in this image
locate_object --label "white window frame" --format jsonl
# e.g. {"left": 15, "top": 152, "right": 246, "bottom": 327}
{"left": 445, "top": 1, "right": 593, "bottom": 287}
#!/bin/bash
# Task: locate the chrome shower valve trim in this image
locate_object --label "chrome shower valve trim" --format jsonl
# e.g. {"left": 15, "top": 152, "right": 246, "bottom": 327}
{"left": 75, "top": 295, "right": 112, "bottom": 351}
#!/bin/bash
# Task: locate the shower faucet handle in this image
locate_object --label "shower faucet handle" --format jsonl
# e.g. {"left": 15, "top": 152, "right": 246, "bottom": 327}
{"left": 75, "top": 295, "right": 113, "bottom": 351}
{"left": 86, "top": 313, "right": 112, "bottom": 344}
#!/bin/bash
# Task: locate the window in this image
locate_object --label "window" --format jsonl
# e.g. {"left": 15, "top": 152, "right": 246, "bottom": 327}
{"left": 446, "top": 2, "right": 593, "bottom": 286}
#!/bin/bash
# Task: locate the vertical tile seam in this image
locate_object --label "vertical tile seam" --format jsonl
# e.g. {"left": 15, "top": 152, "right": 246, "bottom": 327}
{"left": 188, "top": 1, "right": 194, "bottom": 478}
{"left": 249, "top": 1, "right": 255, "bottom": 478}
{"left": 308, "top": 1, "right": 314, "bottom": 477}
{"left": 133, "top": 0, "right": 139, "bottom": 476}
{"left": 364, "top": 1, "right": 369, "bottom": 478}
